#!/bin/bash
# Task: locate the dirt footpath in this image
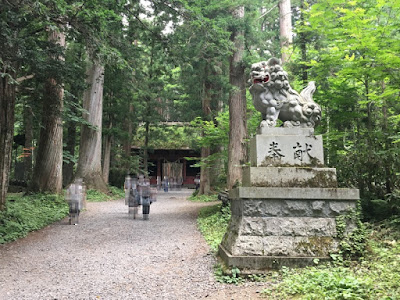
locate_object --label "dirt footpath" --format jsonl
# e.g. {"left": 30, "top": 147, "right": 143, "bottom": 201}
{"left": 0, "top": 189, "right": 265, "bottom": 300}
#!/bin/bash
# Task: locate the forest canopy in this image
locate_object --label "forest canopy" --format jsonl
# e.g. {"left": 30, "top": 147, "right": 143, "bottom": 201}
{"left": 1, "top": 0, "right": 399, "bottom": 220}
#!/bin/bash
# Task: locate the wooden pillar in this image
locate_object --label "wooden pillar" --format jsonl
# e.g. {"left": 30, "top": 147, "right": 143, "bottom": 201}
{"left": 183, "top": 159, "right": 187, "bottom": 181}
{"left": 157, "top": 158, "right": 161, "bottom": 177}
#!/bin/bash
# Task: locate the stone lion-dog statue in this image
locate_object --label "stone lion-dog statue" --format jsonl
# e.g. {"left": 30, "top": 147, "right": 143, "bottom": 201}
{"left": 249, "top": 57, "right": 321, "bottom": 129}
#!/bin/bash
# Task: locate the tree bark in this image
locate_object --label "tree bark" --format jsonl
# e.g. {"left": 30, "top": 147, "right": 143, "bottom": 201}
{"left": 63, "top": 118, "right": 76, "bottom": 187}
{"left": 381, "top": 82, "right": 392, "bottom": 195}
{"left": 75, "top": 60, "right": 108, "bottom": 192}
{"left": 30, "top": 30, "right": 65, "bottom": 194}
{"left": 0, "top": 68, "right": 16, "bottom": 210}
{"left": 210, "top": 89, "right": 225, "bottom": 187}
{"left": 365, "top": 77, "right": 374, "bottom": 196}
{"left": 123, "top": 103, "right": 133, "bottom": 173}
{"left": 23, "top": 102, "right": 33, "bottom": 184}
{"left": 102, "top": 124, "right": 113, "bottom": 184}
{"left": 227, "top": 6, "right": 247, "bottom": 190}
{"left": 299, "top": 0, "right": 308, "bottom": 85}
{"left": 279, "top": 0, "right": 293, "bottom": 64}
{"left": 143, "top": 121, "right": 150, "bottom": 176}
{"left": 199, "top": 76, "right": 212, "bottom": 195}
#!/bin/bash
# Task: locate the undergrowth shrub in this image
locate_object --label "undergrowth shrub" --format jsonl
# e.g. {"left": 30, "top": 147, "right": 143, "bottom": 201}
{"left": 0, "top": 194, "right": 69, "bottom": 244}
{"left": 262, "top": 217, "right": 400, "bottom": 299}
{"left": 262, "top": 265, "right": 374, "bottom": 299}
{"left": 86, "top": 186, "right": 124, "bottom": 202}
{"left": 197, "top": 203, "right": 231, "bottom": 252}
{"left": 109, "top": 186, "right": 125, "bottom": 198}
{"left": 214, "top": 265, "right": 244, "bottom": 285}
{"left": 335, "top": 207, "right": 366, "bottom": 262}
{"left": 189, "top": 193, "right": 218, "bottom": 202}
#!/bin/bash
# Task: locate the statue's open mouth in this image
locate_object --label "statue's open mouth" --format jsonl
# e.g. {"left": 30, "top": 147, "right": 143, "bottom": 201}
{"left": 253, "top": 75, "right": 269, "bottom": 84}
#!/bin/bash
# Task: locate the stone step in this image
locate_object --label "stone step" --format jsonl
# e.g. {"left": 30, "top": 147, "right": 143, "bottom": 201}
{"left": 218, "top": 244, "right": 331, "bottom": 271}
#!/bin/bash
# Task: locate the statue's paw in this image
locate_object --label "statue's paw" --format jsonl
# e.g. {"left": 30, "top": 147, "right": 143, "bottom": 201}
{"left": 304, "top": 121, "right": 314, "bottom": 128}
{"left": 283, "top": 121, "right": 293, "bottom": 128}
{"left": 260, "top": 120, "right": 276, "bottom": 128}
{"left": 283, "top": 121, "right": 300, "bottom": 127}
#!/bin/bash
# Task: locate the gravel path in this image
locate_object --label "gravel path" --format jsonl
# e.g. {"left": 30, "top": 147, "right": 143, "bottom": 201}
{"left": 0, "top": 189, "right": 265, "bottom": 300}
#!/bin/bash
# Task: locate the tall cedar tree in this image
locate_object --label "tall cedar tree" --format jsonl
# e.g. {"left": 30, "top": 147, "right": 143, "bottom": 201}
{"left": 30, "top": 29, "right": 65, "bottom": 193}
{"left": 227, "top": 6, "right": 247, "bottom": 189}
{"left": 75, "top": 60, "right": 108, "bottom": 192}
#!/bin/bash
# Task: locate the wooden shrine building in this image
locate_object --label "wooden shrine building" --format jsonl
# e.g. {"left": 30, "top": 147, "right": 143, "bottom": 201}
{"left": 131, "top": 147, "right": 200, "bottom": 186}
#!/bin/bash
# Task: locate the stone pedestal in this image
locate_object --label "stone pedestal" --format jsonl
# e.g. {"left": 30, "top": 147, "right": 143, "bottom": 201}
{"left": 218, "top": 128, "right": 359, "bottom": 271}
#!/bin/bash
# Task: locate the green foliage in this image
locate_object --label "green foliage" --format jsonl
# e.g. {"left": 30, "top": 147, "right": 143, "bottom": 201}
{"left": 188, "top": 193, "right": 218, "bottom": 202}
{"left": 86, "top": 187, "right": 121, "bottom": 202}
{"left": 109, "top": 186, "right": 125, "bottom": 199}
{"left": 190, "top": 112, "right": 230, "bottom": 178}
{"left": 108, "top": 149, "right": 142, "bottom": 187}
{"left": 191, "top": 113, "right": 230, "bottom": 150}
{"left": 0, "top": 187, "right": 123, "bottom": 244}
{"left": 335, "top": 207, "right": 366, "bottom": 261}
{"left": 189, "top": 95, "right": 260, "bottom": 185}
{"left": 290, "top": 0, "right": 400, "bottom": 219}
{"left": 247, "top": 273, "right": 269, "bottom": 282}
{"left": 6, "top": 0, "right": 400, "bottom": 225}
{"left": 263, "top": 265, "right": 374, "bottom": 300}
{"left": 197, "top": 203, "right": 231, "bottom": 252}
{"left": 0, "top": 194, "right": 69, "bottom": 244}
{"left": 262, "top": 219, "right": 400, "bottom": 299}
{"left": 214, "top": 265, "right": 245, "bottom": 285}
{"left": 86, "top": 186, "right": 123, "bottom": 202}
{"left": 133, "top": 124, "right": 198, "bottom": 150}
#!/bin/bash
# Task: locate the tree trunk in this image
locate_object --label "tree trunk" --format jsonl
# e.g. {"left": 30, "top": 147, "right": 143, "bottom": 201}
{"left": 199, "top": 77, "right": 212, "bottom": 196}
{"left": 199, "top": 147, "right": 211, "bottom": 195}
{"left": 123, "top": 103, "right": 133, "bottom": 173}
{"left": 381, "top": 82, "right": 392, "bottom": 195}
{"left": 102, "top": 122, "right": 113, "bottom": 184}
{"left": 30, "top": 30, "right": 65, "bottom": 194}
{"left": 210, "top": 92, "right": 225, "bottom": 188}
{"left": 143, "top": 121, "right": 150, "bottom": 176}
{"left": 23, "top": 102, "right": 33, "bottom": 184}
{"left": 0, "top": 68, "right": 16, "bottom": 210}
{"left": 299, "top": 0, "right": 308, "bottom": 85}
{"left": 365, "top": 77, "right": 374, "bottom": 196}
{"left": 75, "top": 60, "right": 108, "bottom": 192}
{"left": 63, "top": 118, "right": 76, "bottom": 187}
{"left": 279, "top": 0, "right": 293, "bottom": 64}
{"left": 227, "top": 6, "right": 247, "bottom": 190}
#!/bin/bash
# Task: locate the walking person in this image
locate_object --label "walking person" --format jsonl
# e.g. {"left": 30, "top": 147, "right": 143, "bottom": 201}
{"left": 124, "top": 175, "right": 132, "bottom": 205}
{"left": 162, "top": 176, "right": 169, "bottom": 192}
{"left": 138, "top": 177, "right": 153, "bottom": 220}
{"left": 194, "top": 175, "right": 200, "bottom": 190}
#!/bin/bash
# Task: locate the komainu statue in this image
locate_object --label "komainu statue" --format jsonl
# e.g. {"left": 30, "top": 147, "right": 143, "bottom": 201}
{"left": 249, "top": 57, "right": 321, "bottom": 128}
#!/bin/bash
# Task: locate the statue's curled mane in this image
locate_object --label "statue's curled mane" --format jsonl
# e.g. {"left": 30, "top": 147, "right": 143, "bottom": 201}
{"left": 249, "top": 57, "right": 321, "bottom": 129}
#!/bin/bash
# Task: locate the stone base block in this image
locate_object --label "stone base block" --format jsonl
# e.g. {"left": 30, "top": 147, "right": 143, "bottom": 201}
{"left": 218, "top": 244, "right": 330, "bottom": 271}
{"left": 239, "top": 217, "right": 337, "bottom": 237}
{"left": 242, "top": 166, "right": 337, "bottom": 188}
{"left": 229, "top": 188, "right": 358, "bottom": 218}
{"left": 229, "top": 187, "right": 359, "bottom": 201}
{"left": 219, "top": 187, "right": 359, "bottom": 271}
{"left": 226, "top": 235, "right": 338, "bottom": 257}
